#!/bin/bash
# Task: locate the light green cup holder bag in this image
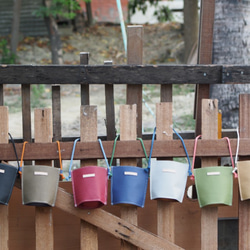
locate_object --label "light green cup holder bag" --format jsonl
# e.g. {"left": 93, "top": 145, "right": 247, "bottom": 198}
{"left": 192, "top": 135, "right": 236, "bottom": 208}
{"left": 148, "top": 127, "right": 192, "bottom": 202}
{"left": 20, "top": 141, "right": 64, "bottom": 207}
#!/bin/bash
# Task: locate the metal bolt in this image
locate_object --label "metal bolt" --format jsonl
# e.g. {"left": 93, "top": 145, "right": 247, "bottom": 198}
{"left": 227, "top": 73, "right": 230, "bottom": 76}
{"left": 241, "top": 71, "right": 244, "bottom": 75}
{"left": 203, "top": 73, "right": 207, "bottom": 76}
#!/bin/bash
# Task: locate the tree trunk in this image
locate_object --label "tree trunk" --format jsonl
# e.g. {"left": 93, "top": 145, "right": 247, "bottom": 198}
{"left": 85, "top": 1, "right": 93, "bottom": 27}
{"left": 184, "top": 0, "right": 199, "bottom": 63}
{"left": 210, "top": 0, "right": 250, "bottom": 129}
{"left": 43, "top": 0, "right": 63, "bottom": 65}
{"left": 11, "top": 0, "right": 22, "bottom": 61}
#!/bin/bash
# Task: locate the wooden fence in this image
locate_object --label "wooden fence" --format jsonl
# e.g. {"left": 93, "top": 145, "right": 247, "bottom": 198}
{"left": 1, "top": 25, "right": 250, "bottom": 250}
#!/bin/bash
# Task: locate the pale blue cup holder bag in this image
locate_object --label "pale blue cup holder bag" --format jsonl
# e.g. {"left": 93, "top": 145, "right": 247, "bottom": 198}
{"left": 148, "top": 127, "right": 192, "bottom": 202}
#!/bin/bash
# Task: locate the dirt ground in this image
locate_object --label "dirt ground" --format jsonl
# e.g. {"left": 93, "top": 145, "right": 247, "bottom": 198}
{"left": 5, "top": 22, "right": 194, "bottom": 139}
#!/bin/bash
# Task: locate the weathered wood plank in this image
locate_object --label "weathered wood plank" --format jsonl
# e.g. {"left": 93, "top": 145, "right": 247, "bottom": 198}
{"left": 21, "top": 84, "right": 32, "bottom": 165}
{"left": 0, "top": 106, "right": 9, "bottom": 250}
{"left": 80, "top": 52, "right": 90, "bottom": 105}
{"left": 195, "top": 0, "right": 215, "bottom": 135}
{"left": 0, "top": 138, "right": 248, "bottom": 161}
{"left": 0, "top": 64, "right": 223, "bottom": 85}
{"left": 80, "top": 105, "right": 98, "bottom": 250}
{"left": 201, "top": 99, "right": 218, "bottom": 250}
{"left": 55, "top": 188, "right": 184, "bottom": 250}
{"left": 156, "top": 103, "right": 175, "bottom": 243}
{"left": 34, "top": 108, "right": 54, "bottom": 250}
{"left": 120, "top": 104, "right": 138, "bottom": 250}
{"left": 52, "top": 85, "right": 61, "bottom": 169}
{"left": 104, "top": 60, "right": 116, "bottom": 141}
{"left": 239, "top": 94, "right": 250, "bottom": 249}
{"left": 126, "top": 26, "right": 143, "bottom": 141}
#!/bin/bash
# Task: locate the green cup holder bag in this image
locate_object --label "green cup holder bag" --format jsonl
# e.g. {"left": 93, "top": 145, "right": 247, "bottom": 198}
{"left": 191, "top": 135, "right": 237, "bottom": 208}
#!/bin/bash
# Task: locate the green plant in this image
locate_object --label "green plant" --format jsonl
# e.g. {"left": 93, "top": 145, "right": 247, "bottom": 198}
{"left": 0, "top": 39, "right": 16, "bottom": 64}
{"left": 31, "top": 85, "right": 50, "bottom": 108}
{"left": 128, "top": 0, "right": 173, "bottom": 22}
{"left": 34, "top": 0, "right": 87, "bottom": 20}
{"left": 154, "top": 5, "right": 173, "bottom": 22}
{"left": 173, "top": 84, "right": 195, "bottom": 96}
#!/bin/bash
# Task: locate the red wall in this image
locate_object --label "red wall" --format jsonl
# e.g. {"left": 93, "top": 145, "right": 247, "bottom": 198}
{"left": 79, "top": 0, "right": 128, "bottom": 23}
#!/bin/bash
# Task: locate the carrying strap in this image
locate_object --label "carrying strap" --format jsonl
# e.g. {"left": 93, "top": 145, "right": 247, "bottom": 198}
{"left": 172, "top": 128, "right": 192, "bottom": 176}
{"left": 19, "top": 141, "right": 28, "bottom": 175}
{"left": 191, "top": 135, "right": 237, "bottom": 179}
{"left": 67, "top": 138, "right": 80, "bottom": 181}
{"left": 98, "top": 139, "right": 111, "bottom": 177}
{"left": 233, "top": 127, "right": 240, "bottom": 177}
{"left": 147, "top": 127, "right": 156, "bottom": 172}
{"left": 100, "top": 135, "right": 149, "bottom": 175}
{"left": 19, "top": 140, "right": 65, "bottom": 179}
{"left": 8, "top": 133, "right": 20, "bottom": 170}
{"left": 56, "top": 141, "right": 65, "bottom": 180}
{"left": 148, "top": 127, "right": 191, "bottom": 175}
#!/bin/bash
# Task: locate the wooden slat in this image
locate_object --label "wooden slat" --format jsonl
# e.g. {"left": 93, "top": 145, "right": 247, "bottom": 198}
{"left": 52, "top": 85, "right": 61, "bottom": 169}
{"left": 161, "top": 85, "right": 172, "bottom": 102}
{"left": 55, "top": 188, "right": 184, "bottom": 250}
{"left": 22, "top": 85, "right": 31, "bottom": 142}
{"left": 120, "top": 104, "right": 138, "bottom": 250}
{"left": 0, "top": 138, "right": 248, "bottom": 161}
{"left": 34, "top": 108, "right": 54, "bottom": 249}
{"left": 80, "top": 52, "right": 90, "bottom": 105}
{"left": 80, "top": 105, "right": 98, "bottom": 250}
{"left": 0, "top": 106, "right": 9, "bottom": 249}
{"left": 0, "top": 64, "right": 223, "bottom": 85}
{"left": 0, "top": 84, "right": 3, "bottom": 105}
{"left": 239, "top": 94, "right": 250, "bottom": 249}
{"left": 104, "top": 60, "right": 116, "bottom": 141}
{"left": 195, "top": 0, "right": 215, "bottom": 135}
{"left": 126, "top": 25, "right": 143, "bottom": 139}
{"left": 156, "top": 103, "right": 175, "bottom": 242}
{"left": 201, "top": 99, "right": 218, "bottom": 250}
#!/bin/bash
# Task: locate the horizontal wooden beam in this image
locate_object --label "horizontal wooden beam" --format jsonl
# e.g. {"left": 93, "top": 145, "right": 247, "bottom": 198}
{"left": 55, "top": 188, "right": 184, "bottom": 250}
{"left": 0, "top": 64, "right": 229, "bottom": 85}
{"left": 0, "top": 138, "right": 248, "bottom": 161}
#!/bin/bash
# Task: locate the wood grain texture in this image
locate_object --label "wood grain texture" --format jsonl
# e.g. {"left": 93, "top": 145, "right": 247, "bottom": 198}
{"left": 80, "top": 52, "right": 90, "bottom": 105}
{"left": 0, "top": 106, "right": 9, "bottom": 250}
{"left": 0, "top": 64, "right": 223, "bottom": 85}
{"left": 34, "top": 108, "right": 54, "bottom": 250}
{"left": 201, "top": 99, "right": 218, "bottom": 250}
{"left": 80, "top": 105, "right": 98, "bottom": 250}
{"left": 104, "top": 60, "right": 116, "bottom": 141}
{"left": 55, "top": 188, "right": 184, "bottom": 250}
{"left": 120, "top": 104, "right": 138, "bottom": 250}
{"left": 156, "top": 103, "right": 175, "bottom": 242}
{"left": 127, "top": 26, "right": 143, "bottom": 139}
{"left": 0, "top": 138, "right": 248, "bottom": 162}
{"left": 239, "top": 94, "right": 250, "bottom": 250}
